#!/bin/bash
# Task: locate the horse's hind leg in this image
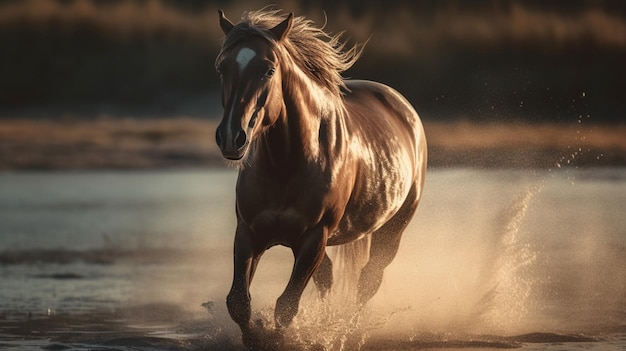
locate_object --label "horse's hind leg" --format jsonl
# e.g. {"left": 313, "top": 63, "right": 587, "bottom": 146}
{"left": 357, "top": 184, "right": 419, "bottom": 306}
{"left": 312, "top": 252, "right": 332, "bottom": 299}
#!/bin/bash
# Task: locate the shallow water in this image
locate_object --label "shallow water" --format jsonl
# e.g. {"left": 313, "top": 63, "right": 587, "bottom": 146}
{"left": 0, "top": 168, "right": 625, "bottom": 350}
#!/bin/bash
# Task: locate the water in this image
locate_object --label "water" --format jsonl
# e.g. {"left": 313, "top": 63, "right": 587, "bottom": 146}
{"left": 0, "top": 168, "right": 625, "bottom": 350}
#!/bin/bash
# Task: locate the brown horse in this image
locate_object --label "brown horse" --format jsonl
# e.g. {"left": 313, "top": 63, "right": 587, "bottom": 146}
{"left": 215, "top": 9, "right": 427, "bottom": 348}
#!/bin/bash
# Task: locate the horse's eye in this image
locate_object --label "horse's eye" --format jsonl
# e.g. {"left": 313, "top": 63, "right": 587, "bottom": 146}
{"left": 266, "top": 67, "right": 276, "bottom": 78}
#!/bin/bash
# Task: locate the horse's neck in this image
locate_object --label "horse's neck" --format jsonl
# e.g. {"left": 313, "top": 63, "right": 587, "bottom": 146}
{"left": 256, "top": 73, "right": 343, "bottom": 172}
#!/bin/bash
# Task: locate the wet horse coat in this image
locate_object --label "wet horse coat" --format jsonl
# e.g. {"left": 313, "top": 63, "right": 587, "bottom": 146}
{"left": 214, "top": 9, "right": 427, "bottom": 347}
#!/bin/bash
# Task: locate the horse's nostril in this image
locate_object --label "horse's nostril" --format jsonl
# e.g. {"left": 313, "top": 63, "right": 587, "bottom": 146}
{"left": 215, "top": 128, "right": 223, "bottom": 148}
{"left": 234, "top": 130, "right": 247, "bottom": 149}
{"left": 248, "top": 115, "right": 257, "bottom": 128}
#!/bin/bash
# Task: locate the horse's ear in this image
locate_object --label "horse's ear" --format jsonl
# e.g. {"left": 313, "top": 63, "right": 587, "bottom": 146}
{"left": 269, "top": 13, "right": 293, "bottom": 41}
{"left": 218, "top": 10, "right": 235, "bottom": 35}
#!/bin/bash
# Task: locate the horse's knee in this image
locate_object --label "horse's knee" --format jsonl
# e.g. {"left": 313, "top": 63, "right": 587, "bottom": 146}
{"left": 227, "top": 289, "right": 251, "bottom": 327}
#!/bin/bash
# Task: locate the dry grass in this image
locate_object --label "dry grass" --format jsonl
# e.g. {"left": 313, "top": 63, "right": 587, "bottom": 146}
{"left": 0, "top": 117, "right": 220, "bottom": 170}
{"left": 0, "top": 0, "right": 216, "bottom": 40}
{"left": 425, "top": 120, "right": 626, "bottom": 150}
{"left": 1, "top": 0, "right": 624, "bottom": 121}
{"left": 348, "top": 3, "right": 626, "bottom": 58}
{"left": 2, "top": 0, "right": 625, "bottom": 51}
{"left": 0, "top": 118, "right": 623, "bottom": 170}
{"left": 424, "top": 121, "right": 626, "bottom": 167}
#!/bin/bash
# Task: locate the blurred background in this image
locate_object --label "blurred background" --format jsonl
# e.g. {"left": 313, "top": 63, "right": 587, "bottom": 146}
{"left": 0, "top": 0, "right": 625, "bottom": 169}
{"left": 1, "top": 3, "right": 625, "bottom": 348}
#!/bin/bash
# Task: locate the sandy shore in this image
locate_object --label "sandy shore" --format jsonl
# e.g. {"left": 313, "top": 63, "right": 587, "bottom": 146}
{"left": 0, "top": 118, "right": 624, "bottom": 170}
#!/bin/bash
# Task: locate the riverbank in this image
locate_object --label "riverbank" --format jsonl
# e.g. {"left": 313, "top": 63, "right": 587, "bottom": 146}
{"left": 0, "top": 117, "right": 624, "bottom": 170}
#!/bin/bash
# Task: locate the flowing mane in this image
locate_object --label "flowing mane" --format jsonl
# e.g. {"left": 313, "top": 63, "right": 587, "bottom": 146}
{"left": 217, "top": 9, "right": 364, "bottom": 97}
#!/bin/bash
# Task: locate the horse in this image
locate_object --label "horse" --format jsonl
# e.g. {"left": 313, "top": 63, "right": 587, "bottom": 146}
{"left": 214, "top": 9, "right": 427, "bottom": 348}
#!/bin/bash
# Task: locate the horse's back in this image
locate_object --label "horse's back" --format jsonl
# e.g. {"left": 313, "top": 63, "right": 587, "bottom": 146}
{"left": 344, "top": 80, "right": 423, "bottom": 135}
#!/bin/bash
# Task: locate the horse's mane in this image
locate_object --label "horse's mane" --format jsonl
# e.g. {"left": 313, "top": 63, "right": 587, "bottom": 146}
{"left": 218, "top": 9, "right": 365, "bottom": 97}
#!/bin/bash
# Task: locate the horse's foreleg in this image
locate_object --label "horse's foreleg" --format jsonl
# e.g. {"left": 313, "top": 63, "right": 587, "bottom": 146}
{"left": 227, "top": 225, "right": 261, "bottom": 337}
{"left": 275, "top": 225, "right": 328, "bottom": 327}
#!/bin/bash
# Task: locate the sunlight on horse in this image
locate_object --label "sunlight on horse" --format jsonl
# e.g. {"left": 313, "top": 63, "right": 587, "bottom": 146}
{"left": 214, "top": 8, "right": 427, "bottom": 349}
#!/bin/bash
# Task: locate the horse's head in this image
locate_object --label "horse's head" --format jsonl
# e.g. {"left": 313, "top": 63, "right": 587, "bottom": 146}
{"left": 215, "top": 10, "right": 293, "bottom": 161}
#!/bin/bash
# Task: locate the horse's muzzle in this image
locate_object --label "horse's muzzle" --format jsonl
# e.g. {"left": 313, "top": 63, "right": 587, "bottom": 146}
{"left": 216, "top": 127, "right": 248, "bottom": 160}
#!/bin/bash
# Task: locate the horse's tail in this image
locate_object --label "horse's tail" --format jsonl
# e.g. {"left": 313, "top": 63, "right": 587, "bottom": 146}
{"left": 326, "top": 235, "right": 371, "bottom": 303}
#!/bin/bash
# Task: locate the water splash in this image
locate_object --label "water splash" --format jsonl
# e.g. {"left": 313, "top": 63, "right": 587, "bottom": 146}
{"left": 281, "top": 294, "right": 414, "bottom": 350}
{"left": 247, "top": 236, "right": 375, "bottom": 350}
{"left": 259, "top": 181, "right": 550, "bottom": 349}
{"left": 552, "top": 91, "right": 607, "bottom": 181}
{"left": 468, "top": 184, "right": 543, "bottom": 334}
{"left": 289, "top": 299, "right": 365, "bottom": 350}
{"left": 246, "top": 184, "right": 547, "bottom": 349}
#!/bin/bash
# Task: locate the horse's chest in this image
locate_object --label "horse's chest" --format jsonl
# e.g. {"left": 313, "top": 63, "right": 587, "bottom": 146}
{"left": 247, "top": 208, "right": 308, "bottom": 245}
{"left": 236, "top": 179, "right": 327, "bottom": 246}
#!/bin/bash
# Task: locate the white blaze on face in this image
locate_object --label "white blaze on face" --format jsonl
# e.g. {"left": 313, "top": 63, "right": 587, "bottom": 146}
{"left": 225, "top": 47, "right": 258, "bottom": 143}
{"left": 236, "top": 47, "right": 256, "bottom": 73}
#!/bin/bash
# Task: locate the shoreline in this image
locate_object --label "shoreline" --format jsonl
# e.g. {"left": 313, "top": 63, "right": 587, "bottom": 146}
{"left": 0, "top": 118, "right": 624, "bottom": 170}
